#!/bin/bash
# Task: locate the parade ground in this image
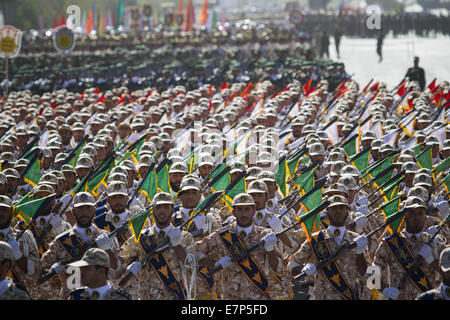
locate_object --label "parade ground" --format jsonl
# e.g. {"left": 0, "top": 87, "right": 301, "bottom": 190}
{"left": 330, "top": 34, "right": 450, "bottom": 90}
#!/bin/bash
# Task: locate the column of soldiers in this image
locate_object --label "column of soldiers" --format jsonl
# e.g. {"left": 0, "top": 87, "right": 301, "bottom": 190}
{"left": 0, "top": 41, "right": 449, "bottom": 300}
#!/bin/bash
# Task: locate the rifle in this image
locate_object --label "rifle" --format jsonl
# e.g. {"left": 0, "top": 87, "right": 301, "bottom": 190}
{"left": 207, "top": 201, "right": 330, "bottom": 277}
{"left": 14, "top": 194, "right": 56, "bottom": 241}
{"left": 202, "top": 165, "right": 231, "bottom": 193}
{"left": 38, "top": 222, "right": 129, "bottom": 285}
{"left": 54, "top": 135, "right": 90, "bottom": 171}
{"left": 394, "top": 215, "right": 449, "bottom": 293}
{"left": 126, "top": 162, "right": 156, "bottom": 209}
{"left": 117, "top": 190, "right": 225, "bottom": 287}
{"left": 11, "top": 150, "right": 43, "bottom": 196}
{"left": 294, "top": 210, "right": 406, "bottom": 281}
{"left": 356, "top": 164, "right": 395, "bottom": 193}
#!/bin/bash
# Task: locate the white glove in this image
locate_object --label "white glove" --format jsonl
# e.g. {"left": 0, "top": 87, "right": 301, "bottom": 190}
{"left": 262, "top": 233, "right": 277, "bottom": 252}
{"left": 7, "top": 238, "right": 23, "bottom": 260}
{"left": 215, "top": 256, "right": 233, "bottom": 270}
{"left": 126, "top": 261, "right": 142, "bottom": 276}
{"left": 194, "top": 215, "right": 206, "bottom": 231}
{"left": 278, "top": 206, "right": 288, "bottom": 217}
{"left": 168, "top": 227, "right": 182, "bottom": 247}
{"left": 356, "top": 197, "right": 369, "bottom": 206}
{"left": 417, "top": 244, "right": 434, "bottom": 264}
{"left": 50, "top": 262, "right": 66, "bottom": 275}
{"left": 358, "top": 205, "right": 369, "bottom": 215}
{"left": 435, "top": 201, "right": 449, "bottom": 216}
{"left": 95, "top": 233, "right": 113, "bottom": 251}
{"left": 354, "top": 215, "right": 367, "bottom": 228}
{"left": 382, "top": 287, "right": 400, "bottom": 300}
{"left": 354, "top": 235, "right": 368, "bottom": 254}
{"left": 302, "top": 262, "right": 317, "bottom": 276}
{"left": 425, "top": 225, "right": 439, "bottom": 236}
{"left": 268, "top": 215, "right": 283, "bottom": 233}
{"left": 224, "top": 215, "right": 235, "bottom": 225}
{"left": 49, "top": 215, "right": 63, "bottom": 230}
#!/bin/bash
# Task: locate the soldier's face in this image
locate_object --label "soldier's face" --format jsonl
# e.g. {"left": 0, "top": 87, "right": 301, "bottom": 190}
{"left": 0, "top": 184, "right": 5, "bottom": 195}
{"left": 249, "top": 192, "right": 268, "bottom": 211}
{"left": 74, "top": 205, "right": 95, "bottom": 228}
{"left": 154, "top": 204, "right": 173, "bottom": 227}
{"left": 405, "top": 208, "right": 426, "bottom": 234}
{"left": 180, "top": 189, "right": 200, "bottom": 209}
{"left": 198, "top": 164, "right": 213, "bottom": 179}
{"left": 327, "top": 205, "right": 349, "bottom": 227}
{"left": 59, "top": 130, "right": 72, "bottom": 145}
{"left": 263, "top": 181, "right": 276, "bottom": 198}
{"left": 108, "top": 194, "right": 128, "bottom": 214}
{"left": 6, "top": 179, "right": 18, "bottom": 195}
{"left": 73, "top": 130, "right": 83, "bottom": 141}
{"left": 170, "top": 173, "right": 185, "bottom": 192}
{"left": 80, "top": 265, "right": 102, "bottom": 287}
{"left": 233, "top": 205, "right": 256, "bottom": 228}
{"left": 0, "top": 206, "right": 12, "bottom": 229}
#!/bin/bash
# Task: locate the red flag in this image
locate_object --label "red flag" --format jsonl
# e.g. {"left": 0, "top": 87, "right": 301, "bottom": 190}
{"left": 220, "top": 82, "right": 228, "bottom": 90}
{"left": 86, "top": 11, "right": 94, "bottom": 34}
{"left": 60, "top": 12, "right": 66, "bottom": 26}
{"left": 427, "top": 78, "right": 437, "bottom": 93}
{"left": 302, "top": 77, "right": 312, "bottom": 94}
{"left": 94, "top": 87, "right": 100, "bottom": 94}
{"left": 370, "top": 82, "right": 379, "bottom": 92}
{"left": 240, "top": 82, "right": 253, "bottom": 97}
{"left": 185, "top": 0, "right": 194, "bottom": 31}
{"left": 444, "top": 91, "right": 450, "bottom": 103}
{"left": 397, "top": 81, "right": 406, "bottom": 97}
{"left": 361, "top": 78, "right": 373, "bottom": 96}
{"left": 200, "top": 0, "right": 209, "bottom": 26}
{"left": 178, "top": 0, "right": 184, "bottom": 14}
{"left": 96, "top": 95, "right": 104, "bottom": 103}
{"left": 52, "top": 14, "right": 59, "bottom": 29}
{"left": 306, "top": 86, "right": 316, "bottom": 97}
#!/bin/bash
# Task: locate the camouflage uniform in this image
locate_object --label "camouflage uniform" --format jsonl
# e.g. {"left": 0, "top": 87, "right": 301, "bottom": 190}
{"left": 0, "top": 278, "right": 31, "bottom": 300}
{"left": 120, "top": 225, "right": 196, "bottom": 300}
{"left": 373, "top": 230, "right": 444, "bottom": 300}
{"left": 288, "top": 227, "right": 369, "bottom": 300}
{"left": 1, "top": 226, "right": 41, "bottom": 300}
{"left": 41, "top": 225, "right": 124, "bottom": 299}
{"left": 196, "top": 221, "right": 288, "bottom": 300}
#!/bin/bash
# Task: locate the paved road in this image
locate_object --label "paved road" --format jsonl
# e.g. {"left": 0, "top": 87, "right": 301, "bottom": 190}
{"left": 327, "top": 33, "right": 450, "bottom": 90}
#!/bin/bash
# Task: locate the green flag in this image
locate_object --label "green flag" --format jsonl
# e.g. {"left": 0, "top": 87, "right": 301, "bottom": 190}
{"left": 380, "top": 195, "right": 403, "bottom": 234}
{"left": 350, "top": 148, "right": 371, "bottom": 173}
{"left": 275, "top": 157, "right": 288, "bottom": 197}
{"left": 294, "top": 167, "right": 315, "bottom": 192}
{"left": 301, "top": 180, "right": 323, "bottom": 212}
{"left": 434, "top": 157, "right": 450, "bottom": 174}
{"left": 369, "top": 154, "right": 396, "bottom": 188}
{"left": 287, "top": 150, "right": 305, "bottom": 178}
{"left": 13, "top": 195, "right": 54, "bottom": 226}
{"left": 379, "top": 176, "right": 404, "bottom": 202}
{"left": 23, "top": 156, "right": 41, "bottom": 187}
{"left": 416, "top": 146, "right": 432, "bottom": 170}
{"left": 210, "top": 165, "right": 230, "bottom": 192}
{"left": 129, "top": 208, "right": 152, "bottom": 242}
{"left": 342, "top": 134, "right": 358, "bottom": 158}
{"left": 300, "top": 197, "right": 324, "bottom": 242}
{"left": 156, "top": 162, "right": 171, "bottom": 193}
{"left": 139, "top": 168, "right": 158, "bottom": 202}
{"left": 85, "top": 161, "right": 115, "bottom": 197}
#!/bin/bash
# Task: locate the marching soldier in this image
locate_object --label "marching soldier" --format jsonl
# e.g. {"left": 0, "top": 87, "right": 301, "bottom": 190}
{"left": 67, "top": 248, "right": 131, "bottom": 300}
{"left": 41, "top": 192, "right": 124, "bottom": 299}
{"left": 196, "top": 193, "right": 289, "bottom": 300}
{"left": 0, "top": 195, "right": 41, "bottom": 299}
{"left": 120, "top": 192, "right": 197, "bottom": 300}
{"left": 416, "top": 247, "right": 450, "bottom": 300}
{"left": 0, "top": 241, "right": 31, "bottom": 300}
{"left": 374, "top": 197, "right": 445, "bottom": 300}
{"left": 288, "top": 195, "right": 369, "bottom": 300}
